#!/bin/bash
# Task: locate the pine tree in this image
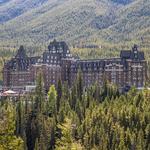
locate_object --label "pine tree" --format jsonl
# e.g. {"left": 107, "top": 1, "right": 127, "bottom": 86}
{"left": 70, "top": 84, "right": 77, "bottom": 110}
{"left": 35, "top": 72, "right": 45, "bottom": 113}
{"left": 76, "top": 69, "right": 83, "bottom": 101}
{"left": 47, "top": 85, "right": 57, "bottom": 117}
{"left": 16, "top": 100, "right": 24, "bottom": 136}
{"left": 0, "top": 103, "right": 24, "bottom": 150}
{"left": 55, "top": 118, "right": 83, "bottom": 150}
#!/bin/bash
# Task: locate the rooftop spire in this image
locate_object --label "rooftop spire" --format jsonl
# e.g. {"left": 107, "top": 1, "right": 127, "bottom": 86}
{"left": 15, "top": 45, "right": 27, "bottom": 58}
{"left": 132, "top": 44, "right": 138, "bottom": 51}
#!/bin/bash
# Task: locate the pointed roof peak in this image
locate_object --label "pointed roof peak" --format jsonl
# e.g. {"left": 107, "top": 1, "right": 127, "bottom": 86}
{"left": 53, "top": 39, "right": 57, "bottom": 43}
{"left": 15, "top": 45, "right": 27, "bottom": 58}
{"left": 132, "top": 44, "right": 138, "bottom": 51}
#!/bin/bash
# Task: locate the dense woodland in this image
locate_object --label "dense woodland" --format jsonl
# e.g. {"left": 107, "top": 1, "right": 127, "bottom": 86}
{"left": 0, "top": 0, "right": 150, "bottom": 83}
{"left": 0, "top": 72, "right": 150, "bottom": 150}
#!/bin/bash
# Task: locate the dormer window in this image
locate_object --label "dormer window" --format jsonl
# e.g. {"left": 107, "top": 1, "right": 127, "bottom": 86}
{"left": 134, "top": 50, "right": 138, "bottom": 59}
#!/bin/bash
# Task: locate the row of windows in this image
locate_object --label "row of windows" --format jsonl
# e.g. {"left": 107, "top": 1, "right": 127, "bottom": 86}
{"left": 47, "top": 56, "right": 58, "bottom": 59}
{"left": 46, "top": 60, "right": 60, "bottom": 64}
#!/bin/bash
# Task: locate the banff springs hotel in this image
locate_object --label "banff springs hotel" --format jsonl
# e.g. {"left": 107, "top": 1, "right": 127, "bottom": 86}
{"left": 3, "top": 40, "right": 147, "bottom": 92}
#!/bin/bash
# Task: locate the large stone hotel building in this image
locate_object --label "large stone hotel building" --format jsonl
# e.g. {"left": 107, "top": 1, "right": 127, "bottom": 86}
{"left": 3, "top": 40, "right": 147, "bottom": 92}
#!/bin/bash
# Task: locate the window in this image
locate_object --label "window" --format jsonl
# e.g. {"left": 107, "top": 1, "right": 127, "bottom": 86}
{"left": 134, "top": 51, "right": 137, "bottom": 54}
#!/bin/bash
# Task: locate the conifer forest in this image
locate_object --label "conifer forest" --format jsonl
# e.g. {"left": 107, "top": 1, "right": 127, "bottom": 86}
{"left": 0, "top": 72, "right": 150, "bottom": 150}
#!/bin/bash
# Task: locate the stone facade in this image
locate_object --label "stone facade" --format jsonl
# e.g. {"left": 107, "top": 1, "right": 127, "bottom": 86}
{"left": 3, "top": 40, "right": 147, "bottom": 92}
{"left": 3, "top": 46, "right": 39, "bottom": 91}
{"left": 30, "top": 64, "right": 61, "bottom": 90}
{"left": 69, "top": 44, "right": 147, "bottom": 90}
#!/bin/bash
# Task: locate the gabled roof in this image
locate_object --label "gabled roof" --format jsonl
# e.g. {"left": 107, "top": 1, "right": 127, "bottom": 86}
{"left": 5, "top": 46, "right": 39, "bottom": 71}
{"left": 15, "top": 46, "right": 27, "bottom": 59}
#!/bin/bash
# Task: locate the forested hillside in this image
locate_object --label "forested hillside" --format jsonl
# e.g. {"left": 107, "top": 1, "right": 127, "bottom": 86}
{"left": 0, "top": 0, "right": 112, "bottom": 47}
{"left": 0, "top": 0, "right": 48, "bottom": 22}
{"left": 0, "top": 0, "right": 149, "bottom": 55}
{"left": 0, "top": 73, "right": 150, "bottom": 149}
{"left": 0, "top": 0, "right": 150, "bottom": 47}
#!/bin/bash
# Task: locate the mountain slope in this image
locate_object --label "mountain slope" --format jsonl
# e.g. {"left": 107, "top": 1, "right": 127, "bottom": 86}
{"left": 0, "top": 0, "right": 49, "bottom": 22}
{"left": 0, "top": 0, "right": 115, "bottom": 46}
{"left": 106, "top": 0, "right": 150, "bottom": 42}
{"left": 0, "top": 0, "right": 149, "bottom": 48}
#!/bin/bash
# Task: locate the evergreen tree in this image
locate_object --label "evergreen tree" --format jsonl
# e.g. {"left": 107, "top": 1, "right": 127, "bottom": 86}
{"left": 0, "top": 102, "right": 24, "bottom": 149}
{"left": 76, "top": 69, "right": 83, "bottom": 101}
{"left": 57, "top": 79, "right": 62, "bottom": 112}
{"left": 16, "top": 100, "right": 24, "bottom": 136}
{"left": 35, "top": 72, "right": 45, "bottom": 113}
{"left": 47, "top": 85, "right": 57, "bottom": 117}
{"left": 55, "top": 118, "right": 83, "bottom": 150}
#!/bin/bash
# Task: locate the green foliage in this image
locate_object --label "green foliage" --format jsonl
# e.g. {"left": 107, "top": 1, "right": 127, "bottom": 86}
{"left": 0, "top": 0, "right": 150, "bottom": 83}
{"left": 35, "top": 72, "right": 45, "bottom": 112}
{"left": 56, "top": 79, "right": 62, "bottom": 112}
{"left": 0, "top": 75, "right": 150, "bottom": 149}
{"left": 55, "top": 118, "right": 84, "bottom": 150}
{"left": 0, "top": 102, "right": 24, "bottom": 150}
{"left": 47, "top": 85, "right": 57, "bottom": 116}
{"left": 0, "top": 0, "right": 150, "bottom": 53}
{"left": 0, "top": 0, "right": 149, "bottom": 146}
{"left": 0, "top": 0, "right": 150, "bottom": 48}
